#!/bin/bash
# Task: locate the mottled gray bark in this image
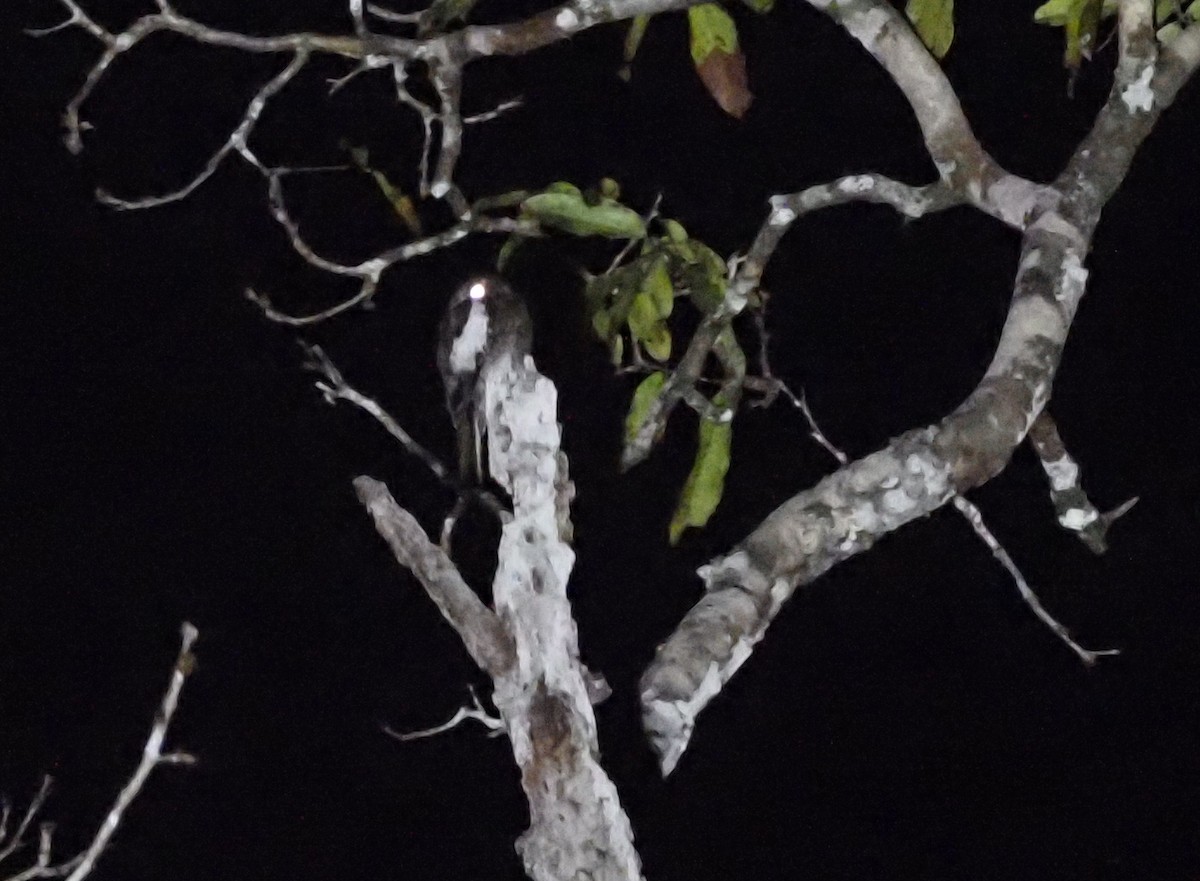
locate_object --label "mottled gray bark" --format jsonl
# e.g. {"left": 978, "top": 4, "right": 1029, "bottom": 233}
{"left": 358, "top": 350, "right": 642, "bottom": 881}
{"left": 640, "top": 1, "right": 1200, "bottom": 776}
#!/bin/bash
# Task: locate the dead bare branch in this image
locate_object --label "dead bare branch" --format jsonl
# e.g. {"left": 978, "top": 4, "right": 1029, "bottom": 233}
{"left": 1, "top": 624, "right": 198, "bottom": 881}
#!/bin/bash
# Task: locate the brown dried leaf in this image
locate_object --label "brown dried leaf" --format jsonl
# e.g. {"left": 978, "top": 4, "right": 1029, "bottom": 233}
{"left": 695, "top": 49, "right": 753, "bottom": 119}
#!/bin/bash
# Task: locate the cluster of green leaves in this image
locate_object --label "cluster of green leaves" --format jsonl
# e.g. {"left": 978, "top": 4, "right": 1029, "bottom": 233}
{"left": 624, "top": 1, "right": 775, "bottom": 119}
{"left": 906, "top": 0, "right": 1193, "bottom": 79}
{"left": 1152, "top": 0, "right": 1200, "bottom": 41}
{"left": 584, "top": 217, "right": 727, "bottom": 366}
{"left": 584, "top": 210, "right": 738, "bottom": 544}
{"left": 487, "top": 178, "right": 738, "bottom": 543}
{"left": 1033, "top": 0, "right": 1117, "bottom": 69}
{"left": 1033, "top": 0, "right": 1197, "bottom": 70}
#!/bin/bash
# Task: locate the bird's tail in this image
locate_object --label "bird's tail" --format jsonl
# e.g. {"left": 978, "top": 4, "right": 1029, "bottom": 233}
{"left": 455, "top": 412, "right": 484, "bottom": 484}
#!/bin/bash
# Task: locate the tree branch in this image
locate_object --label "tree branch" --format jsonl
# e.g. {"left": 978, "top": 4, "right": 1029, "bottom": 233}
{"left": 1027, "top": 412, "right": 1138, "bottom": 554}
{"left": 638, "top": 12, "right": 1200, "bottom": 774}
{"left": 1, "top": 623, "right": 198, "bottom": 881}
{"left": 354, "top": 477, "right": 517, "bottom": 678}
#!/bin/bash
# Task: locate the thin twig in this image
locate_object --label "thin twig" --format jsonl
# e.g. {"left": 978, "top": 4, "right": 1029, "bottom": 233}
{"left": 383, "top": 686, "right": 505, "bottom": 741}
{"left": 952, "top": 496, "right": 1120, "bottom": 666}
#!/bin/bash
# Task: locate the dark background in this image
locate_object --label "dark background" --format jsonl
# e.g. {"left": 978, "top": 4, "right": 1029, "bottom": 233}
{"left": 2, "top": 2, "right": 1200, "bottom": 879}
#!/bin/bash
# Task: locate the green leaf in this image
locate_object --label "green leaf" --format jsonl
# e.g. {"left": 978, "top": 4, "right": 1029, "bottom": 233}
{"left": 497, "top": 233, "right": 527, "bottom": 272}
{"left": 599, "top": 177, "right": 621, "bottom": 200}
{"left": 545, "top": 181, "right": 582, "bottom": 196}
{"left": 642, "top": 320, "right": 672, "bottom": 361}
{"left": 1155, "top": 0, "right": 1175, "bottom": 23}
{"left": 645, "top": 257, "right": 674, "bottom": 318}
{"left": 627, "top": 291, "right": 660, "bottom": 342}
{"left": 674, "top": 239, "right": 728, "bottom": 314}
{"left": 1157, "top": 20, "right": 1183, "bottom": 40}
{"left": 1033, "top": 0, "right": 1072, "bottom": 24}
{"left": 905, "top": 0, "right": 955, "bottom": 59}
{"left": 687, "top": 4, "right": 739, "bottom": 64}
{"left": 668, "top": 412, "right": 733, "bottom": 544}
{"left": 621, "top": 14, "right": 652, "bottom": 81}
{"left": 663, "top": 219, "right": 688, "bottom": 243}
{"left": 591, "top": 308, "right": 613, "bottom": 342}
{"left": 625, "top": 371, "right": 666, "bottom": 442}
{"left": 738, "top": 0, "right": 775, "bottom": 11}
{"left": 473, "top": 189, "right": 531, "bottom": 212}
{"left": 522, "top": 191, "right": 647, "bottom": 239}
{"left": 1033, "top": 0, "right": 1114, "bottom": 68}
{"left": 1190, "top": 0, "right": 1200, "bottom": 21}
{"left": 688, "top": 4, "right": 753, "bottom": 117}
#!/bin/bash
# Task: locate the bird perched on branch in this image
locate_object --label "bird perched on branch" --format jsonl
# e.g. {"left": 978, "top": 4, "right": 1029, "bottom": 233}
{"left": 436, "top": 275, "right": 533, "bottom": 483}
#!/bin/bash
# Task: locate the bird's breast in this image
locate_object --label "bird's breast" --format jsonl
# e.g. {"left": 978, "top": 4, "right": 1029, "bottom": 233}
{"left": 448, "top": 299, "right": 490, "bottom": 372}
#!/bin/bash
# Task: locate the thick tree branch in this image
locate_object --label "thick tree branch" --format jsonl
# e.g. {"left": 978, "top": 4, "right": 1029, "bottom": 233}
{"left": 356, "top": 349, "right": 638, "bottom": 881}
{"left": 639, "top": 13, "right": 1200, "bottom": 774}
{"left": 354, "top": 477, "right": 516, "bottom": 678}
{"left": 803, "top": 0, "right": 1046, "bottom": 227}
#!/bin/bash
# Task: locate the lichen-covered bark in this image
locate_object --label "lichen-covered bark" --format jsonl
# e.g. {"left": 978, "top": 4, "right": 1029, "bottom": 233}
{"left": 480, "top": 356, "right": 643, "bottom": 881}
{"left": 640, "top": 2, "right": 1200, "bottom": 775}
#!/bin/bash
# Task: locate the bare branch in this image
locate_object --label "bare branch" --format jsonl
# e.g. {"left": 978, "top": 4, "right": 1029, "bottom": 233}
{"left": 98, "top": 52, "right": 310, "bottom": 209}
{"left": 354, "top": 476, "right": 517, "bottom": 678}
{"left": 301, "top": 343, "right": 508, "bottom": 519}
{"left": 366, "top": 4, "right": 423, "bottom": 26}
{"left": 0, "top": 779, "right": 52, "bottom": 868}
{"left": 26, "top": 1, "right": 112, "bottom": 44}
{"left": 61, "top": 623, "right": 199, "bottom": 881}
{"left": 384, "top": 686, "right": 505, "bottom": 740}
{"left": 951, "top": 495, "right": 1119, "bottom": 666}
{"left": 463, "top": 98, "right": 523, "bottom": 124}
{"left": 1, "top": 625, "right": 198, "bottom": 881}
{"left": 805, "top": 0, "right": 1045, "bottom": 228}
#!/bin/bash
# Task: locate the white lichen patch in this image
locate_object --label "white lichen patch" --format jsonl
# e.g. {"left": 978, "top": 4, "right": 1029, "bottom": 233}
{"left": 838, "top": 175, "right": 875, "bottom": 194}
{"left": 1018, "top": 248, "right": 1042, "bottom": 273}
{"left": 850, "top": 501, "right": 881, "bottom": 533}
{"left": 769, "top": 577, "right": 791, "bottom": 617}
{"left": 1044, "top": 454, "right": 1079, "bottom": 492}
{"left": 987, "top": 296, "right": 1062, "bottom": 376}
{"left": 848, "top": 451, "right": 897, "bottom": 493}
{"left": 768, "top": 195, "right": 797, "bottom": 226}
{"left": 1121, "top": 65, "right": 1155, "bottom": 114}
{"left": 770, "top": 206, "right": 796, "bottom": 226}
{"left": 882, "top": 488, "right": 917, "bottom": 515}
{"left": 555, "top": 8, "right": 579, "bottom": 29}
{"left": 1060, "top": 507, "right": 1099, "bottom": 530}
{"left": 450, "top": 300, "right": 489, "bottom": 371}
{"left": 935, "top": 159, "right": 957, "bottom": 178}
{"left": 850, "top": 6, "right": 891, "bottom": 48}
{"left": 698, "top": 551, "right": 751, "bottom": 587}
{"left": 987, "top": 175, "right": 1040, "bottom": 228}
{"left": 901, "top": 451, "right": 950, "bottom": 498}
{"left": 1059, "top": 252, "right": 1089, "bottom": 303}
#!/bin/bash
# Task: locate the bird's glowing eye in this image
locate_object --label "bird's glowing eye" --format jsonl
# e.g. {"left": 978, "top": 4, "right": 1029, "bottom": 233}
{"left": 468, "top": 282, "right": 487, "bottom": 301}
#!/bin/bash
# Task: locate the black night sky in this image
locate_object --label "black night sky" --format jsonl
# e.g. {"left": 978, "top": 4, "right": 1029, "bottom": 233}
{"left": 2, "top": 2, "right": 1200, "bottom": 880}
